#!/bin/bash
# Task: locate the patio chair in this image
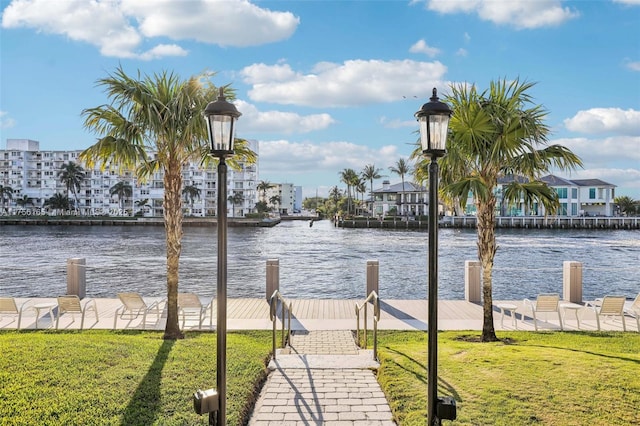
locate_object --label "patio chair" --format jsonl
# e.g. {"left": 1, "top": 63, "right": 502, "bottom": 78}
{"left": 524, "top": 293, "right": 563, "bottom": 331}
{"left": 586, "top": 295, "right": 627, "bottom": 331}
{"left": 114, "top": 293, "right": 164, "bottom": 329}
{"left": 0, "top": 297, "right": 32, "bottom": 329}
{"left": 178, "top": 293, "right": 213, "bottom": 329}
{"left": 55, "top": 295, "right": 99, "bottom": 330}
{"left": 624, "top": 293, "right": 640, "bottom": 331}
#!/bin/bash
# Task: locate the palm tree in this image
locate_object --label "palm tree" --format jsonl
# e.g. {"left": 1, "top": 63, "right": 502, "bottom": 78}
{"left": 339, "top": 168, "right": 359, "bottom": 215}
{"left": 44, "top": 193, "right": 71, "bottom": 214}
{"left": 182, "top": 185, "right": 201, "bottom": 216}
{"left": 422, "top": 78, "right": 582, "bottom": 342}
{"left": 355, "top": 178, "right": 367, "bottom": 215}
{"left": 79, "top": 66, "right": 257, "bottom": 339}
{"left": 110, "top": 181, "right": 133, "bottom": 213}
{"left": 257, "top": 181, "right": 274, "bottom": 203}
{"left": 389, "top": 158, "right": 411, "bottom": 216}
{"left": 15, "top": 195, "right": 34, "bottom": 211}
{"left": 614, "top": 195, "right": 637, "bottom": 216}
{"left": 269, "top": 194, "right": 281, "bottom": 213}
{"left": 361, "top": 164, "right": 382, "bottom": 214}
{"left": 134, "top": 198, "right": 151, "bottom": 216}
{"left": 0, "top": 184, "right": 13, "bottom": 212}
{"left": 58, "top": 162, "right": 85, "bottom": 211}
{"left": 228, "top": 191, "right": 244, "bottom": 217}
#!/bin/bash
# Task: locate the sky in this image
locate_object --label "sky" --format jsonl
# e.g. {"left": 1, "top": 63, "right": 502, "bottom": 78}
{"left": 1, "top": 0, "right": 639, "bottom": 200}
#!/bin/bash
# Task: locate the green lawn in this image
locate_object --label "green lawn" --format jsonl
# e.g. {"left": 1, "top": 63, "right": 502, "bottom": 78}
{"left": 376, "top": 331, "right": 640, "bottom": 426}
{"left": 0, "top": 330, "right": 272, "bottom": 426}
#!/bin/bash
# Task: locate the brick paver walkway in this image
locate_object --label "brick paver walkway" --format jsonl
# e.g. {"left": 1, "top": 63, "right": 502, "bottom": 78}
{"left": 248, "top": 330, "right": 396, "bottom": 425}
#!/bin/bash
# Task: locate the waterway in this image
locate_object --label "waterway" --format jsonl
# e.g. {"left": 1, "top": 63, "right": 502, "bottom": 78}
{"left": 0, "top": 220, "right": 638, "bottom": 301}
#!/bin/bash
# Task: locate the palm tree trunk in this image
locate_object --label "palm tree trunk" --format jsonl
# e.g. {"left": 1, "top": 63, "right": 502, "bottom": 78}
{"left": 163, "top": 157, "right": 184, "bottom": 339}
{"left": 477, "top": 196, "right": 499, "bottom": 342}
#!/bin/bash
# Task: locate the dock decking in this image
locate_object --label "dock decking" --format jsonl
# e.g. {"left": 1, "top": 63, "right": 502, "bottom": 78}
{"left": 1, "top": 297, "right": 636, "bottom": 332}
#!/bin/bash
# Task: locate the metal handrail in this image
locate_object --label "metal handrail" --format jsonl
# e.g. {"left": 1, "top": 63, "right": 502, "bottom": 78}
{"left": 269, "top": 289, "right": 292, "bottom": 360}
{"left": 355, "top": 290, "right": 380, "bottom": 361}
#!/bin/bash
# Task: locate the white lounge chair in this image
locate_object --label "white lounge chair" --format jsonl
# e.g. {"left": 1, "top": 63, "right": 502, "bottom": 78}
{"left": 624, "top": 293, "right": 640, "bottom": 331}
{"left": 55, "top": 295, "right": 99, "bottom": 329}
{"left": 178, "top": 293, "right": 213, "bottom": 330}
{"left": 524, "top": 293, "right": 563, "bottom": 331}
{"left": 586, "top": 296, "right": 627, "bottom": 331}
{"left": 114, "top": 293, "right": 164, "bottom": 329}
{"left": 0, "top": 297, "right": 32, "bottom": 329}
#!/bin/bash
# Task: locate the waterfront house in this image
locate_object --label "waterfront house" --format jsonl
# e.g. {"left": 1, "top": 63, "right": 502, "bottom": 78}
{"left": 370, "top": 180, "right": 434, "bottom": 217}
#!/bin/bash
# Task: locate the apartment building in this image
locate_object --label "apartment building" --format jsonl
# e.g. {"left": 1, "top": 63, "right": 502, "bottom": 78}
{"left": 1, "top": 139, "right": 259, "bottom": 217}
{"left": 264, "top": 182, "right": 297, "bottom": 215}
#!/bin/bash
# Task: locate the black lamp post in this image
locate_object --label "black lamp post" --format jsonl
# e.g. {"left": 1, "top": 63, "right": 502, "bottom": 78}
{"left": 415, "top": 88, "right": 455, "bottom": 426}
{"left": 203, "top": 87, "right": 241, "bottom": 426}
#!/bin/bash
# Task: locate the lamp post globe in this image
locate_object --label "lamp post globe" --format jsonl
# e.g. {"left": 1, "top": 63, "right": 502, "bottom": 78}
{"left": 415, "top": 88, "right": 454, "bottom": 426}
{"left": 203, "top": 86, "right": 241, "bottom": 426}
{"left": 415, "top": 88, "right": 452, "bottom": 158}
{"left": 204, "top": 87, "right": 242, "bottom": 156}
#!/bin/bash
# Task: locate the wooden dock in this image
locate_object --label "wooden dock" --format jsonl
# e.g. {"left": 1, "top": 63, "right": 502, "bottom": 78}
{"left": 2, "top": 297, "right": 636, "bottom": 333}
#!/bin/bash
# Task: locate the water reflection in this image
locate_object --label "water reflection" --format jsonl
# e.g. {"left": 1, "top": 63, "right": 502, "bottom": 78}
{"left": 0, "top": 220, "right": 638, "bottom": 300}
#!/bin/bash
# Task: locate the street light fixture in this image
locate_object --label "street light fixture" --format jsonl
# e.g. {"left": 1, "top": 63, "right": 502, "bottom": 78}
{"left": 198, "top": 87, "right": 241, "bottom": 426}
{"left": 415, "top": 88, "right": 456, "bottom": 426}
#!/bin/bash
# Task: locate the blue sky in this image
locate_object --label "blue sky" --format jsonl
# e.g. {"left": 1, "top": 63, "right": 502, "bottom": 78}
{"left": 1, "top": 0, "right": 639, "bottom": 200}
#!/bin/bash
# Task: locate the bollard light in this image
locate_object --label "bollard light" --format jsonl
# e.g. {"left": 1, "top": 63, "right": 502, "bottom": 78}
{"left": 200, "top": 86, "right": 241, "bottom": 426}
{"left": 415, "top": 88, "right": 454, "bottom": 426}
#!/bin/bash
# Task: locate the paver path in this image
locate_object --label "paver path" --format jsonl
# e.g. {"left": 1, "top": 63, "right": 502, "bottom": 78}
{"left": 248, "top": 330, "right": 396, "bottom": 425}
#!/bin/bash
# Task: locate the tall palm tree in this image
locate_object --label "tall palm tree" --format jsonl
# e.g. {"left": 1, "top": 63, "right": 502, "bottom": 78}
{"left": 182, "top": 184, "right": 201, "bottom": 216}
{"left": 420, "top": 78, "right": 582, "bottom": 342}
{"left": 339, "top": 168, "right": 359, "bottom": 215}
{"left": 44, "top": 193, "right": 71, "bottom": 214}
{"left": 58, "top": 162, "right": 85, "bottom": 211}
{"left": 0, "top": 184, "right": 13, "bottom": 212}
{"left": 257, "top": 181, "right": 274, "bottom": 203}
{"left": 355, "top": 177, "right": 366, "bottom": 215}
{"left": 361, "top": 164, "right": 382, "bottom": 214}
{"left": 79, "top": 66, "right": 256, "bottom": 339}
{"left": 110, "top": 181, "right": 133, "bottom": 213}
{"left": 389, "top": 158, "right": 411, "bottom": 216}
{"left": 228, "top": 191, "right": 244, "bottom": 217}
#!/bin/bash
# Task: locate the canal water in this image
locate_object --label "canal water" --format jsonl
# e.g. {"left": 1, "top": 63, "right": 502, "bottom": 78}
{"left": 1, "top": 219, "right": 638, "bottom": 301}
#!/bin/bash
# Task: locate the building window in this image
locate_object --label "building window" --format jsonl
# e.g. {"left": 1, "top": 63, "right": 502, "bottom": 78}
{"left": 555, "top": 187, "right": 567, "bottom": 199}
{"left": 571, "top": 203, "right": 578, "bottom": 216}
{"left": 560, "top": 203, "right": 567, "bottom": 215}
{"left": 571, "top": 188, "right": 578, "bottom": 199}
{"left": 589, "top": 188, "right": 596, "bottom": 199}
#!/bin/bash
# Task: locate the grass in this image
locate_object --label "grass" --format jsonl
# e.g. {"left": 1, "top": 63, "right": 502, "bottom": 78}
{"left": 376, "top": 331, "right": 640, "bottom": 425}
{"left": 0, "top": 330, "right": 272, "bottom": 426}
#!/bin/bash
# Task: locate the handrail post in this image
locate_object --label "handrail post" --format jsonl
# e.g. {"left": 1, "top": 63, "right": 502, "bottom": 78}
{"left": 364, "top": 302, "right": 368, "bottom": 349}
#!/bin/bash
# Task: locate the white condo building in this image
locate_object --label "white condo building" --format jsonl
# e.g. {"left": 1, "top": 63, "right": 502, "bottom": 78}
{"left": 1, "top": 139, "right": 259, "bottom": 217}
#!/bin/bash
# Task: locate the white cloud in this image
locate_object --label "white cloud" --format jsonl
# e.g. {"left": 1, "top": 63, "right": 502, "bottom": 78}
{"left": 235, "top": 100, "right": 335, "bottom": 134}
{"left": 0, "top": 111, "right": 16, "bottom": 129}
{"left": 564, "top": 108, "right": 640, "bottom": 135}
{"left": 456, "top": 48, "right": 468, "bottom": 57}
{"left": 258, "top": 139, "right": 401, "bottom": 177}
{"left": 613, "top": 0, "right": 640, "bottom": 6}
{"left": 553, "top": 136, "right": 640, "bottom": 167}
{"left": 241, "top": 60, "right": 448, "bottom": 107}
{"left": 625, "top": 61, "right": 640, "bottom": 71}
{"left": 138, "top": 44, "right": 188, "bottom": 61}
{"left": 379, "top": 116, "right": 417, "bottom": 129}
{"left": 426, "top": 0, "right": 579, "bottom": 29}
{"left": 409, "top": 39, "right": 441, "bottom": 57}
{"left": 120, "top": 0, "right": 299, "bottom": 47}
{"left": 1, "top": 0, "right": 299, "bottom": 59}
